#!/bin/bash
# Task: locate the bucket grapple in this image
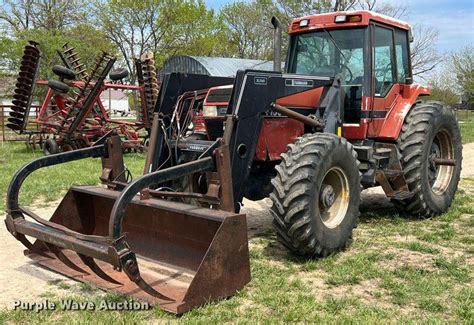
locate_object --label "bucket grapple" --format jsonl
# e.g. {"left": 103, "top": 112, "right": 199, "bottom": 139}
{"left": 5, "top": 134, "right": 250, "bottom": 314}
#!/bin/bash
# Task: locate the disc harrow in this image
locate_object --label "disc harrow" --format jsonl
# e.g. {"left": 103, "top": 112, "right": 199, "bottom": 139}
{"left": 6, "top": 41, "right": 41, "bottom": 134}
{"left": 136, "top": 52, "right": 159, "bottom": 124}
{"left": 59, "top": 42, "right": 88, "bottom": 80}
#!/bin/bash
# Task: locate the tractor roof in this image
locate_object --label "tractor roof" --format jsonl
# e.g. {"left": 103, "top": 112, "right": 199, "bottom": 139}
{"left": 289, "top": 10, "right": 411, "bottom": 34}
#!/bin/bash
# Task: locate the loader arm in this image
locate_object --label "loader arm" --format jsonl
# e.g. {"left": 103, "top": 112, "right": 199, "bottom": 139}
{"left": 226, "top": 71, "right": 342, "bottom": 207}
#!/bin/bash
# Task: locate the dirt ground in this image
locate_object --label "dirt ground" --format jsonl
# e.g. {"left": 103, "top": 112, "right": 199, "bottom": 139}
{"left": 1, "top": 143, "right": 473, "bottom": 310}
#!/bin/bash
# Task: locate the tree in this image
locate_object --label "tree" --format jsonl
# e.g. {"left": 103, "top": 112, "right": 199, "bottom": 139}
{"left": 0, "top": 0, "right": 87, "bottom": 34}
{"left": 410, "top": 25, "right": 443, "bottom": 77}
{"left": 427, "top": 72, "right": 460, "bottom": 107}
{"left": 451, "top": 45, "right": 474, "bottom": 104}
{"left": 93, "top": 0, "right": 159, "bottom": 83}
{"left": 219, "top": 0, "right": 275, "bottom": 60}
{"left": 155, "top": 1, "right": 228, "bottom": 64}
{"left": 94, "top": 0, "right": 224, "bottom": 82}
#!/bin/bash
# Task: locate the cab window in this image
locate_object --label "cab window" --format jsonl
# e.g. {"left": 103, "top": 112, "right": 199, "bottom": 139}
{"left": 289, "top": 28, "right": 366, "bottom": 86}
{"left": 289, "top": 28, "right": 367, "bottom": 123}
{"left": 373, "top": 25, "right": 396, "bottom": 96}
{"left": 394, "top": 29, "right": 410, "bottom": 82}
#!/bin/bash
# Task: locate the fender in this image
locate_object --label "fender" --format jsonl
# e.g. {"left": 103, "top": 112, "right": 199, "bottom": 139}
{"left": 376, "top": 83, "right": 430, "bottom": 141}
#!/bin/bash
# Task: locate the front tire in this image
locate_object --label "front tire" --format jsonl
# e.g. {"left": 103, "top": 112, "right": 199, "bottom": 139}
{"left": 270, "top": 133, "right": 360, "bottom": 257}
{"left": 393, "top": 101, "right": 462, "bottom": 217}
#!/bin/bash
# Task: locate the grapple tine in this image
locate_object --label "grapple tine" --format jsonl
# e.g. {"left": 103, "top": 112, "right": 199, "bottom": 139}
{"left": 122, "top": 257, "right": 175, "bottom": 302}
{"left": 77, "top": 254, "right": 122, "bottom": 285}
{"left": 15, "top": 233, "right": 34, "bottom": 250}
{"left": 43, "top": 243, "right": 88, "bottom": 274}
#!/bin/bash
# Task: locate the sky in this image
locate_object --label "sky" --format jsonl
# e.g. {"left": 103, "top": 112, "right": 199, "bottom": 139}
{"left": 205, "top": 0, "right": 474, "bottom": 53}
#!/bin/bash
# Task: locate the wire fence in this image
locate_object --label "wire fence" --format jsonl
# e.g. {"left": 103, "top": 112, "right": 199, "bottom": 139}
{"left": 0, "top": 105, "right": 41, "bottom": 142}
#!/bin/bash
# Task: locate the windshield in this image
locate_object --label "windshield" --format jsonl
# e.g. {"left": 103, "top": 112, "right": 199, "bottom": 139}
{"left": 288, "top": 28, "right": 366, "bottom": 86}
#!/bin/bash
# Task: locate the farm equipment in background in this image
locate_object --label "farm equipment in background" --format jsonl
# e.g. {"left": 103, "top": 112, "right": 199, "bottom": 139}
{"left": 6, "top": 41, "right": 42, "bottom": 134}
{"left": 136, "top": 51, "right": 160, "bottom": 125}
{"left": 6, "top": 43, "right": 160, "bottom": 154}
{"left": 5, "top": 11, "right": 462, "bottom": 314}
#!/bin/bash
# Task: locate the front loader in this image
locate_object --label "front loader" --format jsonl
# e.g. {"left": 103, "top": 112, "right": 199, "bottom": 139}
{"left": 5, "top": 10, "right": 462, "bottom": 313}
{"left": 5, "top": 68, "right": 342, "bottom": 313}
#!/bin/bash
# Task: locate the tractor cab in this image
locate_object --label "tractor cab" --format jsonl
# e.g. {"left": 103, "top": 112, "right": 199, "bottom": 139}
{"left": 200, "top": 11, "right": 423, "bottom": 145}
{"left": 286, "top": 11, "right": 414, "bottom": 129}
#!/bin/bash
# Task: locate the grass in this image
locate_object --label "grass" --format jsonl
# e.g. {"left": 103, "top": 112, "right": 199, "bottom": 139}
{"left": 459, "top": 114, "right": 474, "bottom": 144}
{"left": 0, "top": 142, "right": 145, "bottom": 211}
{"left": 0, "top": 133, "right": 473, "bottom": 322}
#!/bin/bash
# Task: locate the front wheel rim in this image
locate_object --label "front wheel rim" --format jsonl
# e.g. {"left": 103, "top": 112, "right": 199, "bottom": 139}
{"left": 319, "top": 166, "right": 350, "bottom": 229}
{"left": 428, "top": 129, "right": 454, "bottom": 195}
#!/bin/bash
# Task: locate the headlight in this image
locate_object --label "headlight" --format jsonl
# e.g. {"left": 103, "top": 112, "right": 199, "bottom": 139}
{"left": 203, "top": 105, "right": 218, "bottom": 117}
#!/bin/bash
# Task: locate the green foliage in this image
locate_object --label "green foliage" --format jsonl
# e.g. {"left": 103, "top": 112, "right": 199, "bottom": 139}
{"left": 93, "top": 0, "right": 226, "bottom": 81}
{"left": 428, "top": 78, "right": 460, "bottom": 107}
{"left": 426, "top": 45, "right": 474, "bottom": 107}
{"left": 156, "top": 0, "right": 229, "bottom": 65}
{"left": 219, "top": 0, "right": 275, "bottom": 60}
{"left": 459, "top": 114, "right": 474, "bottom": 144}
{"left": 452, "top": 45, "right": 474, "bottom": 105}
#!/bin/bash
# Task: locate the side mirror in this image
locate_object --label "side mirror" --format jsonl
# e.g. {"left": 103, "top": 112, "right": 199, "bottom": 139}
{"left": 405, "top": 77, "right": 413, "bottom": 84}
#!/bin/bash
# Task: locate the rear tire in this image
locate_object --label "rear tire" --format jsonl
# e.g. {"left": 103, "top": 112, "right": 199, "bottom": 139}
{"left": 392, "top": 101, "right": 462, "bottom": 217}
{"left": 270, "top": 133, "right": 360, "bottom": 257}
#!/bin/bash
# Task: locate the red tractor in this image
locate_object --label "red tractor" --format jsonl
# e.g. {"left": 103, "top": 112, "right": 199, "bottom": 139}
{"left": 188, "top": 10, "right": 462, "bottom": 255}
{"left": 5, "top": 11, "right": 462, "bottom": 312}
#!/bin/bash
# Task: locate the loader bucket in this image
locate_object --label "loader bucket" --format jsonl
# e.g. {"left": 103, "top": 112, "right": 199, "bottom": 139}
{"left": 19, "top": 186, "right": 250, "bottom": 314}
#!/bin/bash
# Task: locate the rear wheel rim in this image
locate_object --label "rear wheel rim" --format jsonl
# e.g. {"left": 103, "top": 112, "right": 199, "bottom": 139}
{"left": 428, "top": 129, "right": 454, "bottom": 195}
{"left": 319, "top": 167, "right": 350, "bottom": 229}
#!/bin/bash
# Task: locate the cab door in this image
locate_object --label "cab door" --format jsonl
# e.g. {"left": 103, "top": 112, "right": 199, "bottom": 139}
{"left": 367, "top": 23, "right": 398, "bottom": 137}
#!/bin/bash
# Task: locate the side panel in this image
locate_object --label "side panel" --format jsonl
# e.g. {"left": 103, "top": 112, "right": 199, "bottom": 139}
{"left": 276, "top": 87, "right": 324, "bottom": 107}
{"left": 255, "top": 118, "right": 305, "bottom": 161}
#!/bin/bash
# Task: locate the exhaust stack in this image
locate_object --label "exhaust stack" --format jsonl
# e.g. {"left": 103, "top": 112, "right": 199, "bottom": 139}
{"left": 271, "top": 16, "right": 282, "bottom": 72}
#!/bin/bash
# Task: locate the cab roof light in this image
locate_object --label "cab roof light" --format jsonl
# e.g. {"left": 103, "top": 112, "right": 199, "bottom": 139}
{"left": 299, "top": 19, "right": 309, "bottom": 27}
{"left": 348, "top": 15, "right": 362, "bottom": 23}
{"left": 334, "top": 14, "right": 362, "bottom": 23}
